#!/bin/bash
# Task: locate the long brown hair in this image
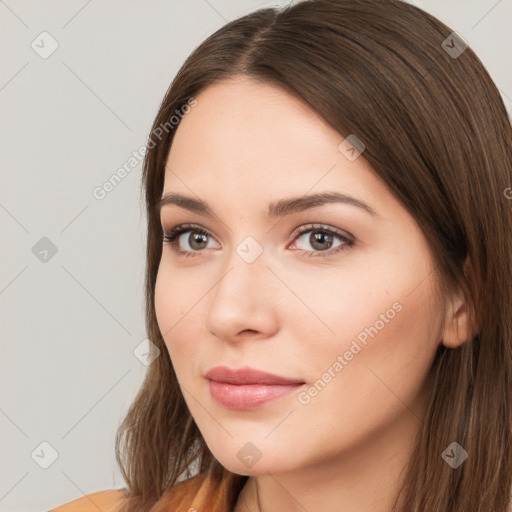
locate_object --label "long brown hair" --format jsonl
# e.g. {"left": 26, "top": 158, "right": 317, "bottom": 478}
{"left": 115, "top": 1, "right": 512, "bottom": 510}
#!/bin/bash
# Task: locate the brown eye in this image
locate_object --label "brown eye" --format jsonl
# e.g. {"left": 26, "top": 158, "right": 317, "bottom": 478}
{"left": 187, "top": 232, "right": 209, "bottom": 250}
{"left": 290, "top": 224, "right": 354, "bottom": 258}
{"left": 163, "top": 224, "right": 218, "bottom": 255}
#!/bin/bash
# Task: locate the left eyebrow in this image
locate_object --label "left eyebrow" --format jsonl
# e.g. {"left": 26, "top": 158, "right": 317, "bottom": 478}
{"left": 157, "top": 191, "right": 378, "bottom": 218}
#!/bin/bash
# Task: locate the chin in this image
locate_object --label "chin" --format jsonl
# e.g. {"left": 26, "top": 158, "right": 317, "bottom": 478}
{"left": 219, "top": 459, "right": 278, "bottom": 477}
{"left": 210, "top": 446, "right": 294, "bottom": 476}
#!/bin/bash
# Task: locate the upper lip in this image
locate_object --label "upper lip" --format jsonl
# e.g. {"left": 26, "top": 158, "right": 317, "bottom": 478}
{"left": 204, "top": 366, "right": 305, "bottom": 385}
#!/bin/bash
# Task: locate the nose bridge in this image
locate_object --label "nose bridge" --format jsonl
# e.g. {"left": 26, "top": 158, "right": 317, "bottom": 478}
{"left": 212, "top": 235, "right": 268, "bottom": 309}
{"left": 205, "top": 234, "right": 278, "bottom": 338}
{"left": 217, "top": 230, "right": 268, "bottom": 290}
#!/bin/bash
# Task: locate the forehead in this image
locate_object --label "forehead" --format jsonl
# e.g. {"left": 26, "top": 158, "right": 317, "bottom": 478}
{"left": 167, "top": 77, "right": 336, "bottom": 167}
{"left": 162, "top": 77, "right": 394, "bottom": 215}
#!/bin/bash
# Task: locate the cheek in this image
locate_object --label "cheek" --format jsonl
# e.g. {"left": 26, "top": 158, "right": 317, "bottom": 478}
{"left": 289, "top": 250, "right": 442, "bottom": 395}
{"left": 154, "top": 263, "right": 202, "bottom": 363}
{"left": 154, "top": 265, "right": 175, "bottom": 339}
{"left": 295, "top": 270, "right": 442, "bottom": 421}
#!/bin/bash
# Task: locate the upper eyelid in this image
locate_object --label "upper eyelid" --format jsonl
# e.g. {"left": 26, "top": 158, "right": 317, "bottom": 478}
{"left": 290, "top": 223, "right": 352, "bottom": 240}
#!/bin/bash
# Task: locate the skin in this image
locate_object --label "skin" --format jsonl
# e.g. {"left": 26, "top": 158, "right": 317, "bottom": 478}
{"left": 154, "top": 76, "right": 470, "bottom": 512}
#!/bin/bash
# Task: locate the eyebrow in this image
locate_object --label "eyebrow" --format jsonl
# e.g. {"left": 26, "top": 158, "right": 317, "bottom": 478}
{"left": 158, "top": 191, "right": 378, "bottom": 218}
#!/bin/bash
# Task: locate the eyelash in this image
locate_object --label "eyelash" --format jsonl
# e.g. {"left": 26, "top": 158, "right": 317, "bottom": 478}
{"left": 162, "top": 223, "right": 354, "bottom": 259}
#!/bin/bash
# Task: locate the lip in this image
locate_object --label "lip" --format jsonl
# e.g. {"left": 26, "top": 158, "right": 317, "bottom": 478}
{"left": 205, "top": 366, "right": 305, "bottom": 385}
{"left": 204, "top": 366, "right": 306, "bottom": 410}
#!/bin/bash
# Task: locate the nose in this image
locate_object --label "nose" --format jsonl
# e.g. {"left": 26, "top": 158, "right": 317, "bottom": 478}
{"left": 205, "top": 244, "right": 280, "bottom": 343}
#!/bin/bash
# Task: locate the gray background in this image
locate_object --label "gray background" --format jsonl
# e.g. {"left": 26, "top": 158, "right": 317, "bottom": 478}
{"left": 0, "top": 1, "right": 510, "bottom": 511}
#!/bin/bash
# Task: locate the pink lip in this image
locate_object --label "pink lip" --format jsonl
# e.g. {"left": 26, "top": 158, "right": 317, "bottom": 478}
{"left": 204, "top": 366, "right": 306, "bottom": 410}
{"left": 205, "top": 366, "right": 304, "bottom": 385}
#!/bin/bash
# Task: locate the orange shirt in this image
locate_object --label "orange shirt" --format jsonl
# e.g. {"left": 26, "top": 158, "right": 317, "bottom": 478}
{"left": 49, "top": 468, "right": 248, "bottom": 512}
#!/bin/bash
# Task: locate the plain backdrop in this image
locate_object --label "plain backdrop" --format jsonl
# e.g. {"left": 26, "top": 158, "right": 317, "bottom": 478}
{"left": 0, "top": 1, "right": 510, "bottom": 510}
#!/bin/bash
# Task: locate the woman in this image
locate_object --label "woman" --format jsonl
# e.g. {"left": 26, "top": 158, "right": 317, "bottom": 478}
{"left": 50, "top": 0, "right": 512, "bottom": 510}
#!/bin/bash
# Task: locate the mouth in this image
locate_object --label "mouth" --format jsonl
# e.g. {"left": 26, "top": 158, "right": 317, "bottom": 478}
{"left": 204, "top": 366, "right": 306, "bottom": 410}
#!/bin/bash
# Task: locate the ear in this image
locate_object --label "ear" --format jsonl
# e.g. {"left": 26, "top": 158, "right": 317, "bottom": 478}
{"left": 441, "top": 258, "right": 473, "bottom": 349}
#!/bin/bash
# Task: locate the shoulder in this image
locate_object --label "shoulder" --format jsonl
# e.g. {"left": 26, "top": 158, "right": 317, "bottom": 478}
{"left": 149, "top": 472, "right": 209, "bottom": 511}
{"left": 48, "top": 470, "right": 245, "bottom": 512}
{"left": 151, "top": 469, "right": 246, "bottom": 512}
{"left": 49, "top": 489, "right": 127, "bottom": 512}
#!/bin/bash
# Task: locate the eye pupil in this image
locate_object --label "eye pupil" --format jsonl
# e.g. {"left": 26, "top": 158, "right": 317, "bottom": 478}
{"left": 189, "top": 232, "right": 208, "bottom": 250}
{"left": 310, "top": 231, "right": 332, "bottom": 251}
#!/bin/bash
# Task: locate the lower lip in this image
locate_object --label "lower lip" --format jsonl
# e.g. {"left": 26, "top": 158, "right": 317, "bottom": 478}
{"left": 207, "top": 380, "right": 305, "bottom": 410}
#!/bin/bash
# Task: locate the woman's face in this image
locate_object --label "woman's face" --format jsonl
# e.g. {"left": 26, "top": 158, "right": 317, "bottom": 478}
{"left": 155, "top": 76, "right": 446, "bottom": 476}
